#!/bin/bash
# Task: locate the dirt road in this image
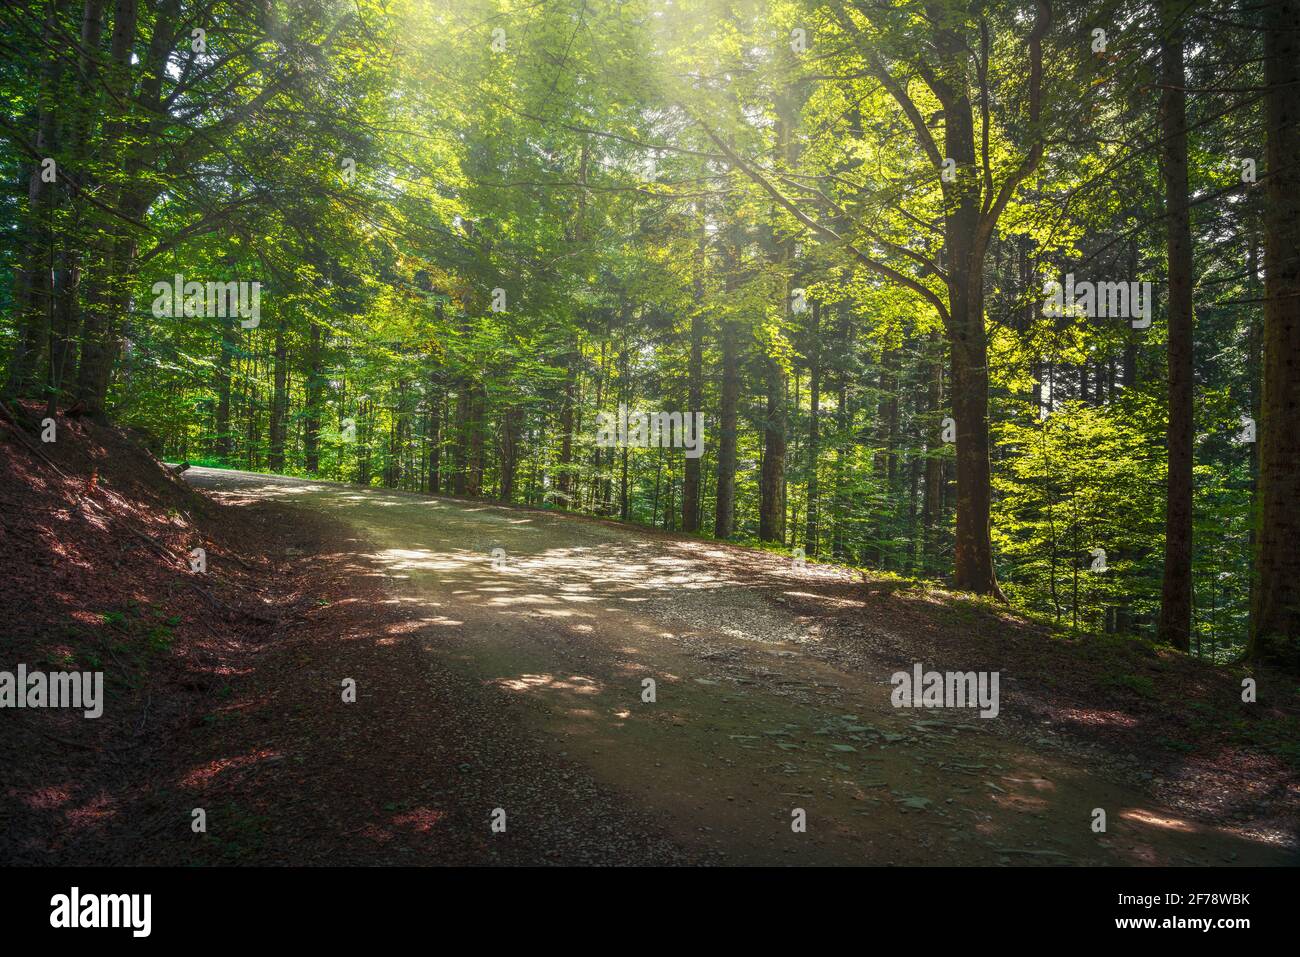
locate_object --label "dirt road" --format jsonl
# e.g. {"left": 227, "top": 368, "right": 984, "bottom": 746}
{"left": 186, "top": 467, "right": 1296, "bottom": 866}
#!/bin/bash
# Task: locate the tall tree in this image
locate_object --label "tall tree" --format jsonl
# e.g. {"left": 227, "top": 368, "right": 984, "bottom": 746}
{"left": 1156, "top": 0, "right": 1195, "bottom": 652}
{"left": 804, "top": 299, "right": 821, "bottom": 555}
{"left": 1249, "top": 0, "right": 1300, "bottom": 666}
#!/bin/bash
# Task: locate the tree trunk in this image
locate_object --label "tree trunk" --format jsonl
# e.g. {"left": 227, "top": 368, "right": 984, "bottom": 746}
{"left": 831, "top": 308, "right": 852, "bottom": 560}
{"left": 453, "top": 383, "right": 469, "bottom": 495}
{"left": 923, "top": 334, "right": 944, "bottom": 570}
{"left": 804, "top": 300, "right": 821, "bottom": 554}
{"left": 213, "top": 318, "right": 235, "bottom": 459}
{"left": 714, "top": 316, "right": 740, "bottom": 538}
{"left": 934, "top": 16, "right": 1013, "bottom": 599}
{"left": 1156, "top": 0, "right": 1195, "bottom": 652}
{"left": 682, "top": 276, "right": 704, "bottom": 532}
{"left": 4, "top": 0, "right": 70, "bottom": 400}
{"left": 74, "top": 0, "right": 138, "bottom": 419}
{"left": 875, "top": 347, "right": 899, "bottom": 566}
{"left": 268, "top": 319, "right": 287, "bottom": 471}
{"left": 948, "top": 278, "right": 1003, "bottom": 598}
{"left": 1245, "top": 231, "right": 1262, "bottom": 635}
{"left": 759, "top": 357, "right": 786, "bottom": 541}
{"left": 555, "top": 351, "right": 576, "bottom": 508}
{"left": 500, "top": 405, "right": 521, "bottom": 503}
{"left": 303, "top": 321, "right": 322, "bottom": 474}
{"left": 467, "top": 384, "right": 485, "bottom": 496}
{"left": 46, "top": 0, "right": 108, "bottom": 417}
{"left": 427, "top": 376, "right": 442, "bottom": 494}
{"left": 1249, "top": 0, "right": 1300, "bottom": 667}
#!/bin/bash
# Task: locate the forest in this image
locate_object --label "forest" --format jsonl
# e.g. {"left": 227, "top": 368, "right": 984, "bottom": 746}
{"left": 2, "top": 0, "right": 1297, "bottom": 671}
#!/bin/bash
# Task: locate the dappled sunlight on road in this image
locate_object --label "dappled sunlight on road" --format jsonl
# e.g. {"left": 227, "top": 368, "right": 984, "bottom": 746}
{"left": 494, "top": 673, "right": 604, "bottom": 695}
{"left": 1121, "top": 808, "right": 1198, "bottom": 833}
{"left": 183, "top": 467, "right": 1298, "bottom": 867}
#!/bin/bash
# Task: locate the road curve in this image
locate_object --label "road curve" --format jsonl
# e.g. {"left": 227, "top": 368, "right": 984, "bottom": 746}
{"left": 185, "top": 466, "right": 1295, "bottom": 866}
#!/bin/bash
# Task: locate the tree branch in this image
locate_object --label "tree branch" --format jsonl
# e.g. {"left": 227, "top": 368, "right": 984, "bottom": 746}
{"left": 691, "top": 115, "right": 950, "bottom": 327}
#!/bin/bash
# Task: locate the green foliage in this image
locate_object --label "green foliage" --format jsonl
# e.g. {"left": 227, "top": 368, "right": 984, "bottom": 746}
{"left": 0, "top": 0, "right": 1276, "bottom": 661}
{"left": 994, "top": 397, "right": 1165, "bottom": 635}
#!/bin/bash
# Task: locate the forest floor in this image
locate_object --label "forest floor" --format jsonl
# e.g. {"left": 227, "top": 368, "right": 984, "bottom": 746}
{"left": 3, "top": 412, "right": 1297, "bottom": 865}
